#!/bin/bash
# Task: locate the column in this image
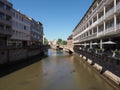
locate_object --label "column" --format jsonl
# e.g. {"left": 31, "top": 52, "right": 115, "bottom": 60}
{"left": 90, "top": 41, "right": 92, "bottom": 49}
{"left": 114, "top": 14, "right": 117, "bottom": 31}
{"left": 114, "top": 0, "right": 116, "bottom": 12}
{"left": 104, "top": 6, "right": 106, "bottom": 19}
{"left": 84, "top": 43, "right": 86, "bottom": 48}
{"left": 104, "top": 21, "right": 106, "bottom": 34}
{"left": 97, "top": 13, "right": 99, "bottom": 21}
{"left": 97, "top": 26, "right": 99, "bottom": 36}
{"left": 100, "top": 39, "right": 103, "bottom": 49}
{"left": 92, "top": 18, "right": 93, "bottom": 24}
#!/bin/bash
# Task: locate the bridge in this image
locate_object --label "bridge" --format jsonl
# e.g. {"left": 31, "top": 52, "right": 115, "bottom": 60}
{"left": 50, "top": 44, "right": 74, "bottom": 54}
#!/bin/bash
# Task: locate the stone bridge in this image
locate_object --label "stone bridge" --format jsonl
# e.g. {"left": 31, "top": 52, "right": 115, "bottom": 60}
{"left": 59, "top": 45, "right": 74, "bottom": 53}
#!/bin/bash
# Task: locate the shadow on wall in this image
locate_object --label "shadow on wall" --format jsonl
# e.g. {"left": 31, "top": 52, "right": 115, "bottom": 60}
{"left": 0, "top": 54, "right": 48, "bottom": 77}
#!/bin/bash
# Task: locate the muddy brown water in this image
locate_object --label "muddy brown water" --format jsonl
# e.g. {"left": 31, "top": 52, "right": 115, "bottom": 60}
{"left": 0, "top": 49, "right": 114, "bottom": 90}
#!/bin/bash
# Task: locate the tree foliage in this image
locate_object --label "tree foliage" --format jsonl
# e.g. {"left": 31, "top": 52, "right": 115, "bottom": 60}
{"left": 57, "top": 38, "right": 62, "bottom": 45}
{"left": 44, "top": 37, "right": 48, "bottom": 45}
{"left": 57, "top": 38, "right": 67, "bottom": 45}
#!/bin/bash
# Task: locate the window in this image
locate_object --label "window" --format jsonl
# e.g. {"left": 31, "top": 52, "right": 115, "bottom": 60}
{"left": 89, "top": 30, "right": 92, "bottom": 35}
{"left": 0, "top": 24, "right": 4, "bottom": 30}
{"left": 89, "top": 20, "right": 92, "bottom": 25}
{"left": 6, "top": 26, "right": 11, "bottom": 30}
{"left": 116, "top": 0, "right": 120, "bottom": 4}
{"left": 117, "top": 14, "right": 120, "bottom": 24}
{"left": 0, "top": 12, "right": 4, "bottom": 19}
{"left": 93, "top": 27, "right": 97, "bottom": 33}
{"left": 93, "top": 4, "right": 97, "bottom": 11}
{"left": 106, "top": 1, "right": 114, "bottom": 13}
{"left": 97, "top": 0, "right": 101, "bottom": 4}
{"left": 6, "top": 5, "right": 11, "bottom": 11}
{"left": 98, "top": 11, "right": 103, "bottom": 18}
{"left": 0, "top": 1, "right": 4, "bottom": 9}
{"left": 98, "top": 24, "right": 104, "bottom": 32}
{"left": 16, "top": 14, "right": 18, "bottom": 19}
{"left": 106, "top": 18, "right": 114, "bottom": 29}
{"left": 6, "top": 15, "right": 11, "bottom": 21}
{"left": 24, "top": 26, "right": 26, "bottom": 30}
{"left": 93, "top": 16, "right": 97, "bottom": 22}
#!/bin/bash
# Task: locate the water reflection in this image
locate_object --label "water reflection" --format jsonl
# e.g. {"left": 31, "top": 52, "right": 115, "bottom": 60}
{"left": 47, "top": 49, "right": 69, "bottom": 57}
{"left": 0, "top": 49, "right": 115, "bottom": 90}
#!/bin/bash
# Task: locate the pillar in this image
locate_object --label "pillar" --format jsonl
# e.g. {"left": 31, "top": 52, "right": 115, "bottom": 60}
{"left": 104, "top": 6, "right": 106, "bottom": 19}
{"left": 114, "top": 0, "right": 116, "bottom": 12}
{"left": 104, "top": 21, "right": 106, "bottom": 34}
{"left": 114, "top": 14, "right": 117, "bottom": 31}
{"left": 100, "top": 39, "right": 103, "bottom": 49}
{"left": 90, "top": 41, "right": 92, "bottom": 49}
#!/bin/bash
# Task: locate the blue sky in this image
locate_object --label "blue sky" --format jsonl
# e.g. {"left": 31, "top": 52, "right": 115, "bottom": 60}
{"left": 9, "top": 0, "right": 93, "bottom": 41}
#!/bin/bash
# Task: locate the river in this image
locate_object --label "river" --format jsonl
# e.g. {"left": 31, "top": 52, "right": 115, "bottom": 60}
{"left": 0, "top": 49, "right": 114, "bottom": 90}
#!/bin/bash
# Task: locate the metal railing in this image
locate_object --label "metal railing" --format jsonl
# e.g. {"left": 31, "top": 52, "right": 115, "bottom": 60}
{"left": 105, "top": 27, "right": 114, "bottom": 34}
{"left": 97, "top": 31, "right": 104, "bottom": 37}
{"left": 116, "top": 1, "right": 120, "bottom": 11}
{"left": 0, "top": 29, "right": 12, "bottom": 36}
{"left": 116, "top": 24, "right": 120, "bottom": 31}
{"left": 105, "top": 8, "right": 114, "bottom": 18}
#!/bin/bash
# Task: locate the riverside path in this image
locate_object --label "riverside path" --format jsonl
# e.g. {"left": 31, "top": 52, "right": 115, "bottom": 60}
{"left": 0, "top": 49, "right": 115, "bottom": 90}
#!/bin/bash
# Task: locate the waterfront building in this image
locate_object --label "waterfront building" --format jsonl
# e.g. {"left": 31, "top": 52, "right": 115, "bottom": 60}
{"left": 29, "top": 18, "right": 43, "bottom": 46}
{"left": 0, "top": 0, "right": 12, "bottom": 47}
{"left": 73, "top": 0, "right": 120, "bottom": 54}
{"left": 7, "top": 8, "right": 31, "bottom": 47}
{"left": 67, "top": 34, "right": 73, "bottom": 48}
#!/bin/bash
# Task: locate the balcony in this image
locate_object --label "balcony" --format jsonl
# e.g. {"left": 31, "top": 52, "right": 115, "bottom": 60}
{"left": 116, "top": 2, "right": 120, "bottom": 11}
{"left": 0, "top": 7, "right": 12, "bottom": 16}
{"left": 98, "top": 16, "right": 104, "bottom": 24}
{"left": 91, "top": 20, "right": 98, "bottom": 28}
{"left": 105, "top": 27, "right": 114, "bottom": 35}
{"left": 0, "top": 29, "right": 12, "bottom": 36}
{"left": 1, "top": 0, "right": 12, "bottom": 7}
{"left": 97, "top": 31, "right": 104, "bottom": 37}
{"left": 81, "top": 33, "right": 97, "bottom": 42}
{"left": 105, "top": 8, "right": 114, "bottom": 18}
{"left": 103, "top": 0, "right": 109, "bottom": 5}
{"left": 116, "top": 24, "right": 120, "bottom": 31}
{"left": 0, "top": 19, "right": 12, "bottom": 26}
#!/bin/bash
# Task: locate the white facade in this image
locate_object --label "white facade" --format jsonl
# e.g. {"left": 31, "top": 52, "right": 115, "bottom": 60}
{"left": 73, "top": 0, "right": 120, "bottom": 46}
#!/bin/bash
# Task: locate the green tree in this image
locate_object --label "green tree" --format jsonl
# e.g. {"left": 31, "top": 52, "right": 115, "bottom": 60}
{"left": 57, "top": 38, "right": 67, "bottom": 45}
{"left": 44, "top": 37, "right": 48, "bottom": 45}
{"left": 57, "top": 38, "right": 62, "bottom": 45}
{"left": 62, "top": 40, "right": 67, "bottom": 45}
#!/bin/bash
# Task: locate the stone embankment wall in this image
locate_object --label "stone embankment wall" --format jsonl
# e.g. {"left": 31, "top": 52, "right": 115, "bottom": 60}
{"left": 75, "top": 49, "right": 120, "bottom": 87}
{"left": 0, "top": 47, "right": 45, "bottom": 66}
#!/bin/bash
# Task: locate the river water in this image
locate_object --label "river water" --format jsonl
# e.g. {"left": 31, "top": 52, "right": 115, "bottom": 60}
{"left": 0, "top": 49, "right": 114, "bottom": 90}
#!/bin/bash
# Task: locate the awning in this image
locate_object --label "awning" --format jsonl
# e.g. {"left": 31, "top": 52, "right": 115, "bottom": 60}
{"left": 92, "top": 42, "right": 99, "bottom": 45}
{"left": 102, "top": 41, "right": 116, "bottom": 44}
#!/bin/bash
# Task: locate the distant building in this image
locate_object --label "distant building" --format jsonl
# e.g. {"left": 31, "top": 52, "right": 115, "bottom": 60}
{"left": 7, "top": 8, "right": 31, "bottom": 47}
{"left": 49, "top": 40, "right": 57, "bottom": 45}
{"left": 0, "top": 0, "right": 13, "bottom": 47}
{"left": 73, "top": 0, "right": 120, "bottom": 51}
{"left": 29, "top": 18, "right": 43, "bottom": 46}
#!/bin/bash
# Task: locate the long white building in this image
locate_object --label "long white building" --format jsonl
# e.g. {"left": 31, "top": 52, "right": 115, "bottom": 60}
{"left": 73, "top": 0, "right": 120, "bottom": 50}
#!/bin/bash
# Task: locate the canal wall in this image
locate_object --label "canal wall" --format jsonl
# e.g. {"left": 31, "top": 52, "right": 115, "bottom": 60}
{"left": 75, "top": 50, "right": 120, "bottom": 88}
{"left": 0, "top": 47, "right": 45, "bottom": 66}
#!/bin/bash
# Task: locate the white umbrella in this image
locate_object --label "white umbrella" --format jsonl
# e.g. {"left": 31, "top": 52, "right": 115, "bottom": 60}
{"left": 102, "top": 41, "right": 116, "bottom": 44}
{"left": 92, "top": 42, "right": 99, "bottom": 45}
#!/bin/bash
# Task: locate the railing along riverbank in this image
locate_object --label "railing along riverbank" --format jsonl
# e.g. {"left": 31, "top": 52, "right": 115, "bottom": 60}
{"left": 74, "top": 47, "right": 120, "bottom": 87}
